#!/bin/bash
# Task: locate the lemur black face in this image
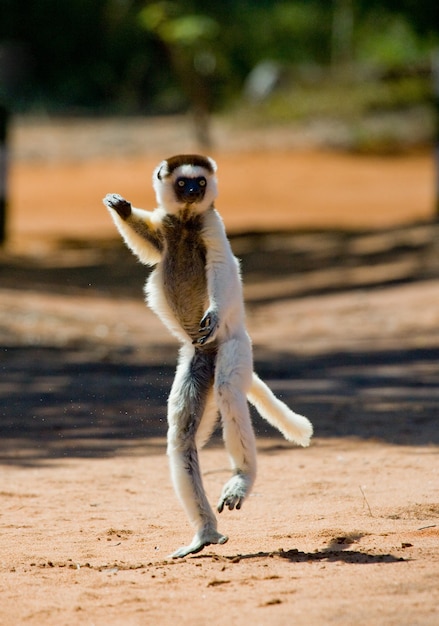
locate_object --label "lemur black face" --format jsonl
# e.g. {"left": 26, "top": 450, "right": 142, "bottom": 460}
{"left": 174, "top": 176, "right": 207, "bottom": 204}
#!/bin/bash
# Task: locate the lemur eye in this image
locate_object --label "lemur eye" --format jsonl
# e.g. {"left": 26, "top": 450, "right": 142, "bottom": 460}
{"left": 198, "top": 178, "right": 206, "bottom": 187}
{"left": 177, "top": 179, "right": 185, "bottom": 187}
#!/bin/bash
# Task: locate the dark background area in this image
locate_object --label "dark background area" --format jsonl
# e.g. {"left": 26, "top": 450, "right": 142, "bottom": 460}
{"left": 1, "top": 0, "right": 437, "bottom": 116}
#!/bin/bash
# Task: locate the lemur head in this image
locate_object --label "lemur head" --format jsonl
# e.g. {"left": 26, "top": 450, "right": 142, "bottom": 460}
{"left": 153, "top": 154, "right": 218, "bottom": 214}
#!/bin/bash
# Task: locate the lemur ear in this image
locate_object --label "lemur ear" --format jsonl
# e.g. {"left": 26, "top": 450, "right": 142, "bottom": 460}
{"left": 207, "top": 156, "right": 217, "bottom": 172}
{"left": 155, "top": 160, "right": 168, "bottom": 181}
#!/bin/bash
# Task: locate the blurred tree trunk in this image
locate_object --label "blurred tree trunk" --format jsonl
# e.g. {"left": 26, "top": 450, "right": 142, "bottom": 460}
{"left": 0, "top": 104, "right": 8, "bottom": 245}
{"left": 166, "top": 46, "right": 212, "bottom": 150}
{"left": 432, "top": 50, "right": 439, "bottom": 219}
{"left": 332, "top": 0, "right": 354, "bottom": 77}
{"left": 139, "top": 5, "right": 218, "bottom": 151}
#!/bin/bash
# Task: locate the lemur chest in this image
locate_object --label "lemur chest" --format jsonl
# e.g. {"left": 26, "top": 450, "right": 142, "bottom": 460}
{"left": 161, "top": 213, "right": 208, "bottom": 333}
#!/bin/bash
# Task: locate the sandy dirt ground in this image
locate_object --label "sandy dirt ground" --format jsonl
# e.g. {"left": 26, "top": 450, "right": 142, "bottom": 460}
{"left": 0, "top": 116, "right": 438, "bottom": 625}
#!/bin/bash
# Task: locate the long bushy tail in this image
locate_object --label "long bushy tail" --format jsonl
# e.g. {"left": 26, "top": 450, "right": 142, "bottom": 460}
{"left": 247, "top": 373, "right": 313, "bottom": 447}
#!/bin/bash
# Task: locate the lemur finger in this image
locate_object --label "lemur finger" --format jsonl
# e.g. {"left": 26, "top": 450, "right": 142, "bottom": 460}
{"left": 192, "top": 336, "right": 207, "bottom": 346}
{"left": 194, "top": 330, "right": 215, "bottom": 346}
{"left": 195, "top": 311, "right": 219, "bottom": 345}
{"left": 198, "top": 326, "right": 214, "bottom": 338}
{"left": 192, "top": 332, "right": 211, "bottom": 345}
{"left": 103, "top": 193, "right": 132, "bottom": 219}
{"left": 199, "top": 314, "right": 211, "bottom": 329}
{"left": 199, "top": 310, "right": 218, "bottom": 330}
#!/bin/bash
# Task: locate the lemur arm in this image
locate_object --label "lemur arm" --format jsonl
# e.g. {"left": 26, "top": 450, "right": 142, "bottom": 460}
{"left": 195, "top": 208, "right": 245, "bottom": 345}
{"left": 103, "top": 193, "right": 163, "bottom": 266}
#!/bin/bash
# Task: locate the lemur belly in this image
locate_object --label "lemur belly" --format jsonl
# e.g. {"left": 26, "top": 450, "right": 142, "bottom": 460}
{"left": 161, "top": 213, "right": 208, "bottom": 342}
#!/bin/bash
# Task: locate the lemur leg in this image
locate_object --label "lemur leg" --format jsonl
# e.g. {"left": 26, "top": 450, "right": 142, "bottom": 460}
{"left": 215, "top": 336, "right": 257, "bottom": 513}
{"left": 195, "top": 387, "right": 219, "bottom": 450}
{"left": 167, "top": 345, "right": 228, "bottom": 558}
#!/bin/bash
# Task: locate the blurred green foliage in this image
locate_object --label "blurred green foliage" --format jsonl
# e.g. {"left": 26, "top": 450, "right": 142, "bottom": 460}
{"left": 246, "top": 76, "right": 431, "bottom": 122}
{"left": 0, "top": 0, "right": 437, "bottom": 117}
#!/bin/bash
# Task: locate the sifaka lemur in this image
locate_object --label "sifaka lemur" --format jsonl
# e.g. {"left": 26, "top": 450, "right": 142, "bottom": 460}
{"left": 103, "top": 154, "right": 313, "bottom": 558}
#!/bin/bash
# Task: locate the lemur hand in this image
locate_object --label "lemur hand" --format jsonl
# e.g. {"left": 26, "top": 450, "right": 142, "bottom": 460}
{"left": 103, "top": 193, "right": 132, "bottom": 219}
{"left": 193, "top": 310, "right": 219, "bottom": 345}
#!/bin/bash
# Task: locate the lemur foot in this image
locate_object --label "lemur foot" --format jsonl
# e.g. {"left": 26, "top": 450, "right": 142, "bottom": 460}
{"left": 103, "top": 193, "right": 132, "bottom": 219}
{"left": 193, "top": 310, "right": 219, "bottom": 345}
{"left": 170, "top": 527, "right": 228, "bottom": 559}
{"left": 217, "top": 473, "right": 252, "bottom": 513}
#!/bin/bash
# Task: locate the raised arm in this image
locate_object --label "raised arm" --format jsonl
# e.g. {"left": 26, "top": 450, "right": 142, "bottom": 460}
{"left": 103, "top": 193, "right": 163, "bottom": 266}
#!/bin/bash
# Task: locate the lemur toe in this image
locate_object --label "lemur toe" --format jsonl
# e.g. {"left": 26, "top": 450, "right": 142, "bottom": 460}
{"left": 218, "top": 473, "right": 252, "bottom": 513}
{"left": 170, "top": 529, "right": 228, "bottom": 558}
{"left": 218, "top": 495, "right": 243, "bottom": 513}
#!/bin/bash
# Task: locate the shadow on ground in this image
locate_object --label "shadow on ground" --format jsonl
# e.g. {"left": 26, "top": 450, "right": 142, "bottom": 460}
{"left": 1, "top": 341, "right": 438, "bottom": 465}
{"left": 193, "top": 546, "right": 406, "bottom": 565}
{"left": 1, "top": 222, "right": 438, "bottom": 465}
{"left": 0, "top": 221, "right": 438, "bottom": 300}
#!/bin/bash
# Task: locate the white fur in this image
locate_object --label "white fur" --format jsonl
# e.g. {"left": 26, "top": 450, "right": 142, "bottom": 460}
{"left": 153, "top": 160, "right": 218, "bottom": 215}
{"left": 248, "top": 373, "right": 313, "bottom": 446}
{"left": 108, "top": 206, "right": 164, "bottom": 266}
{"left": 103, "top": 155, "right": 313, "bottom": 558}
